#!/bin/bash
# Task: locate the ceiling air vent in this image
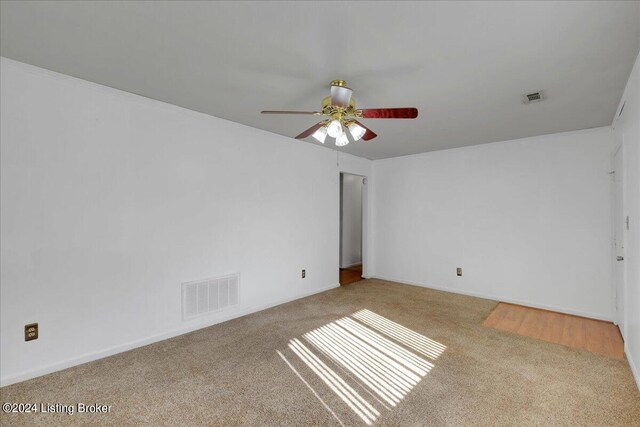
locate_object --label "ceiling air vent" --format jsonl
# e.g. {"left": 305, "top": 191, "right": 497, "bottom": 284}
{"left": 522, "top": 90, "right": 545, "bottom": 104}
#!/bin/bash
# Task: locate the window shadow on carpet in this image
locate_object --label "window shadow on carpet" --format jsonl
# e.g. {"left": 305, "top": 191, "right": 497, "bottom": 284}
{"left": 278, "top": 309, "right": 446, "bottom": 425}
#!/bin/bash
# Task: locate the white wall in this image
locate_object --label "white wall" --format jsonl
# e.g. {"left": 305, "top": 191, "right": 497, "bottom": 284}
{"left": 0, "top": 58, "right": 372, "bottom": 386}
{"left": 613, "top": 51, "right": 640, "bottom": 390}
{"left": 1, "top": 55, "right": 632, "bottom": 389}
{"left": 341, "top": 174, "right": 363, "bottom": 268}
{"left": 372, "top": 127, "right": 614, "bottom": 320}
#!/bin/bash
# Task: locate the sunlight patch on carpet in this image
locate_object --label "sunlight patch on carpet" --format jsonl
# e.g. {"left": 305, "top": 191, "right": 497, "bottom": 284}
{"left": 279, "top": 309, "right": 446, "bottom": 424}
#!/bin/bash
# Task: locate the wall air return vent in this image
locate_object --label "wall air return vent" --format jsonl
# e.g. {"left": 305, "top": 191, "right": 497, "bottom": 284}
{"left": 522, "top": 90, "right": 545, "bottom": 104}
{"left": 182, "top": 273, "right": 239, "bottom": 320}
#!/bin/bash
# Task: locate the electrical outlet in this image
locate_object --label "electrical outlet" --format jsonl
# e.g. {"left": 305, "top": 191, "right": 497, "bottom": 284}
{"left": 456, "top": 268, "right": 462, "bottom": 277}
{"left": 25, "top": 323, "right": 38, "bottom": 341}
{"left": 302, "top": 269, "right": 306, "bottom": 279}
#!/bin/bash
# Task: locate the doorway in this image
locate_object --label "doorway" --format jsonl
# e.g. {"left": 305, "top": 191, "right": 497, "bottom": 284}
{"left": 339, "top": 173, "right": 364, "bottom": 285}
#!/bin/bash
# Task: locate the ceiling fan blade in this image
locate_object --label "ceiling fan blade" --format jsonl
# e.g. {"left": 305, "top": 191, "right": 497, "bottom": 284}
{"left": 359, "top": 108, "right": 418, "bottom": 119}
{"left": 354, "top": 120, "right": 378, "bottom": 141}
{"left": 261, "top": 110, "right": 321, "bottom": 115}
{"left": 295, "top": 122, "right": 324, "bottom": 139}
{"left": 330, "top": 85, "right": 353, "bottom": 107}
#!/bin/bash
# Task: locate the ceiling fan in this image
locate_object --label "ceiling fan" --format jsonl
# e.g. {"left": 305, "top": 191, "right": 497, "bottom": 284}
{"left": 261, "top": 80, "right": 418, "bottom": 146}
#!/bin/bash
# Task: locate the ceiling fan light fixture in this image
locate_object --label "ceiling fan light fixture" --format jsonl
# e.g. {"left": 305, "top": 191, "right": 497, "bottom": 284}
{"left": 335, "top": 130, "right": 349, "bottom": 147}
{"left": 348, "top": 122, "right": 366, "bottom": 141}
{"left": 326, "top": 120, "right": 343, "bottom": 138}
{"left": 311, "top": 126, "right": 328, "bottom": 144}
{"left": 262, "top": 79, "right": 418, "bottom": 145}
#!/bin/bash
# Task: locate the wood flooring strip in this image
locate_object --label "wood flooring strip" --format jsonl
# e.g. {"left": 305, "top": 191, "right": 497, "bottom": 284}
{"left": 339, "top": 265, "right": 362, "bottom": 285}
{"left": 483, "top": 302, "right": 624, "bottom": 359}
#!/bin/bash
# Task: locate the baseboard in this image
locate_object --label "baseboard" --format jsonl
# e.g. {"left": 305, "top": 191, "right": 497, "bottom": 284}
{"left": 371, "top": 275, "right": 613, "bottom": 322}
{"left": 625, "top": 342, "right": 640, "bottom": 391}
{"left": 0, "top": 283, "right": 339, "bottom": 387}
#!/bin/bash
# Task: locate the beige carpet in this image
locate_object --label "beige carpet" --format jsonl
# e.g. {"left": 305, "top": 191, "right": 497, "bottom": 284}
{"left": 2, "top": 279, "right": 639, "bottom": 426}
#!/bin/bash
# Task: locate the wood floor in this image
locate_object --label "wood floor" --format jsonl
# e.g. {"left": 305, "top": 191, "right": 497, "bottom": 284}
{"left": 483, "top": 302, "right": 624, "bottom": 359}
{"left": 339, "top": 264, "right": 362, "bottom": 285}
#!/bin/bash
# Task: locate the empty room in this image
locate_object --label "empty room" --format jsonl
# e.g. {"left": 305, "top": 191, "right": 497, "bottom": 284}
{"left": 1, "top": 1, "right": 639, "bottom": 426}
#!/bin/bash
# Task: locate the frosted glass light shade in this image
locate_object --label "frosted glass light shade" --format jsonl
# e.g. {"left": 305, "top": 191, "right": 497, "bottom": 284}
{"left": 326, "top": 120, "right": 343, "bottom": 138}
{"left": 348, "top": 122, "right": 366, "bottom": 141}
{"left": 335, "top": 131, "right": 349, "bottom": 147}
{"left": 312, "top": 126, "right": 328, "bottom": 143}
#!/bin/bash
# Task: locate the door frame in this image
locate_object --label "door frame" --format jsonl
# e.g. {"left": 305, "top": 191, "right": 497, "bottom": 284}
{"left": 338, "top": 171, "right": 368, "bottom": 281}
{"left": 611, "top": 140, "right": 625, "bottom": 337}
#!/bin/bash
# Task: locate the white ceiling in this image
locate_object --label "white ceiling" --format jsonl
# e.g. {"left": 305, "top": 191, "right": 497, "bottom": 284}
{"left": 1, "top": 1, "right": 639, "bottom": 160}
